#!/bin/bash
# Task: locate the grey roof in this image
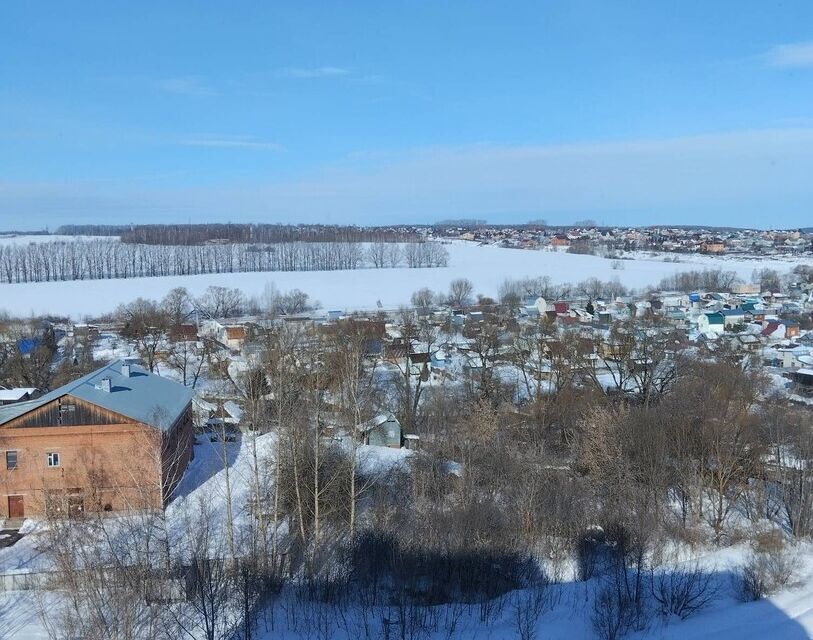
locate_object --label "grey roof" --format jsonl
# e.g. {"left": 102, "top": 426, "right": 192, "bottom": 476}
{"left": 0, "top": 360, "right": 192, "bottom": 432}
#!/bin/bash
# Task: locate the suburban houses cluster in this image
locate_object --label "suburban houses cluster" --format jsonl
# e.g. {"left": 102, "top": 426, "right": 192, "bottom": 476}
{"left": 433, "top": 224, "right": 813, "bottom": 256}
{"left": 1, "top": 270, "right": 812, "bottom": 524}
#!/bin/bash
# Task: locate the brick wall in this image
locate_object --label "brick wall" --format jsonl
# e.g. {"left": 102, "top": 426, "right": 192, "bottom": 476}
{"left": 0, "top": 402, "right": 193, "bottom": 518}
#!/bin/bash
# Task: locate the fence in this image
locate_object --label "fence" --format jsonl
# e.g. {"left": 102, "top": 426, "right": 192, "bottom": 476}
{"left": 0, "top": 571, "right": 54, "bottom": 592}
{"left": 0, "top": 569, "right": 186, "bottom": 600}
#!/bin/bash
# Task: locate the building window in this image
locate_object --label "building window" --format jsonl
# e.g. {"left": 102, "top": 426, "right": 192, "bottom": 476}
{"left": 5, "top": 451, "right": 17, "bottom": 470}
{"left": 47, "top": 452, "right": 60, "bottom": 468}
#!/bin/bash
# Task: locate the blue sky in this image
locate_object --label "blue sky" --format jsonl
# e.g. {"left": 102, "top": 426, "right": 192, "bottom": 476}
{"left": 1, "top": 2, "right": 813, "bottom": 229}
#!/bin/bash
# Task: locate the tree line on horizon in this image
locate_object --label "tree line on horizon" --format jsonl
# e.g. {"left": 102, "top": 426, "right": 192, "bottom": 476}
{"left": 54, "top": 223, "right": 423, "bottom": 245}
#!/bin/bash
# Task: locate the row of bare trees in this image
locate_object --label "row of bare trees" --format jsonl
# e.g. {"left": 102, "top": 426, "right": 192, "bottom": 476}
{"left": 0, "top": 239, "right": 449, "bottom": 284}
{"left": 657, "top": 268, "right": 740, "bottom": 293}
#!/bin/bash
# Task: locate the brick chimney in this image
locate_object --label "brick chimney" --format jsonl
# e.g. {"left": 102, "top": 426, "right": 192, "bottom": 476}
{"left": 96, "top": 378, "right": 112, "bottom": 393}
{"left": 121, "top": 363, "right": 131, "bottom": 378}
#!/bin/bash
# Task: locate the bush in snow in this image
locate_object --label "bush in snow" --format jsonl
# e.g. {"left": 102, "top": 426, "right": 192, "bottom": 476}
{"left": 734, "top": 532, "right": 797, "bottom": 602}
{"left": 576, "top": 526, "right": 612, "bottom": 581}
{"left": 649, "top": 562, "right": 718, "bottom": 621}
{"left": 510, "top": 574, "right": 558, "bottom": 640}
{"left": 590, "top": 522, "right": 652, "bottom": 640}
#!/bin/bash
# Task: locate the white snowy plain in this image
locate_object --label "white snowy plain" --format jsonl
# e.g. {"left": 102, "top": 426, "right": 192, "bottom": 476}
{"left": 1, "top": 239, "right": 810, "bottom": 319}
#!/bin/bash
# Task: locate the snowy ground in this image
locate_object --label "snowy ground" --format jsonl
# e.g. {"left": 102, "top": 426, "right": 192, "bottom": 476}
{"left": 8, "top": 549, "right": 813, "bottom": 640}
{"left": 1, "top": 241, "right": 810, "bottom": 319}
{"left": 3, "top": 552, "right": 813, "bottom": 640}
{"left": 244, "top": 548, "right": 813, "bottom": 640}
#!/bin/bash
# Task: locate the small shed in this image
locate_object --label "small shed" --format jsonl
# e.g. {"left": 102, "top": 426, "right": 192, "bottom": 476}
{"left": 358, "top": 413, "right": 402, "bottom": 448}
{"left": 792, "top": 368, "right": 813, "bottom": 395}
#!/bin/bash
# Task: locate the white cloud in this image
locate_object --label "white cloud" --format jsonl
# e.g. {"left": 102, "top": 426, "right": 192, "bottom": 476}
{"left": 763, "top": 41, "right": 813, "bottom": 68}
{"left": 177, "top": 135, "right": 282, "bottom": 150}
{"left": 278, "top": 66, "right": 349, "bottom": 79}
{"left": 155, "top": 76, "right": 216, "bottom": 96}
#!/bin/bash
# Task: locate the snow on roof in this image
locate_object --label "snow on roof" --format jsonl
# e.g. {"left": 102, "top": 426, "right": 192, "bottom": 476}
{"left": 223, "top": 400, "right": 243, "bottom": 421}
{"left": 357, "top": 413, "right": 397, "bottom": 433}
{"left": 194, "top": 397, "right": 218, "bottom": 412}
{"left": 0, "top": 388, "right": 37, "bottom": 402}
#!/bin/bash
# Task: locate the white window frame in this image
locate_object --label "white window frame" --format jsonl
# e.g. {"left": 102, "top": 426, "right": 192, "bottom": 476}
{"left": 46, "top": 451, "right": 60, "bottom": 468}
{"left": 5, "top": 450, "right": 17, "bottom": 470}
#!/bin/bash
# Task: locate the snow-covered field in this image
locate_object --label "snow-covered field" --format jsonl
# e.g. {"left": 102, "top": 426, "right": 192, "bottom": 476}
{"left": 1, "top": 240, "right": 809, "bottom": 319}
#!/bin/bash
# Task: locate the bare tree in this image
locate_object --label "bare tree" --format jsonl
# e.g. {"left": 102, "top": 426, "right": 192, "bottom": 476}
{"left": 195, "top": 286, "right": 244, "bottom": 320}
{"left": 447, "top": 278, "right": 474, "bottom": 309}
{"left": 392, "top": 310, "right": 438, "bottom": 432}
{"left": 385, "top": 243, "right": 402, "bottom": 268}
{"left": 327, "top": 320, "right": 381, "bottom": 539}
{"left": 410, "top": 288, "right": 436, "bottom": 315}
{"left": 678, "top": 361, "right": 767, "bottom": 541}
{"left": 0, "top": 320, "right": 58, "bottom": 390}
{"left": 167, "top": 499, "right": 237, "bottom": 640}
{"left": 162, "top": 287, "right": 194, "bottom": 327}
{"left": 117, "top": 298, "right": 169, "bottom": 372}
{"left": 367, "top": 242, "right": 387, "bottom": 268}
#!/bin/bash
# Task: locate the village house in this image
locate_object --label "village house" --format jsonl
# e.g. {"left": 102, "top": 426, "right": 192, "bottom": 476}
{"left": 169, "top": 323, "right": 199, "bottom": 342}
{"left": 761, "top": 321, "right": 787, "bottom": 341}
{"left": 193, "top": 396, "right": 244, "bottom": 431}
{"left": 0, "top": 388, "right": 39, "bottom": 406}
{"left": 550, "top": 234, "right": 570, "bottom": 249}
{"left": 733, "top": 283, "right": 761, "bottom": 295}
{"left": 698, "top": 312, "right": 725, "bottom": 335}
{"left": 774, "top": 346, "right": 810, "bottom": 369}
{"left": 730, "top": 333, "right": 761, "bottom": 353}
{"left": 0, "top": 360, "right": 194, "bottom": 519}
{"left": 719, "top": 308, "right": 748, "bottom": 328}
{"left": 700, "top": 239, "right": 725, "bottom": 254}
{"left": 784, "top": 320, "right": 801, "bottom": 339}
{"left": 224, "top": 325, "right": 247, "bottom": 351}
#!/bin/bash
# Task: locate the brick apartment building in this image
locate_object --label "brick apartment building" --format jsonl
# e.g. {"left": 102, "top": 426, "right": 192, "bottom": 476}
{"left": 0, "top": 360, "right": 194, "bottom": 519}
